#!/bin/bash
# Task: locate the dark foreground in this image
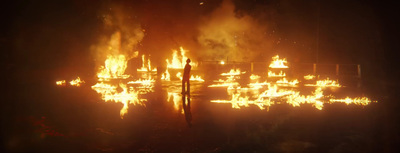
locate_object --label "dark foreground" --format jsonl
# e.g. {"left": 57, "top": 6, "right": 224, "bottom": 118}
{"left": 1, "top": 74, "right": 398, "bottom": 153}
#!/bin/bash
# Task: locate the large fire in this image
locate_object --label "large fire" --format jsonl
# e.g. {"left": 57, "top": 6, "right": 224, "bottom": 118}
{"left": 97, "top": 54, "right": 132, "bottom": 81}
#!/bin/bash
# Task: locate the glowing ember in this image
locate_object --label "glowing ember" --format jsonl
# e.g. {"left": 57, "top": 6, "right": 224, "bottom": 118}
{"left": 56, "top": 80, "right": 66, "bottom": 86}
{"left": 69, "top": 77, "right": 85, "bottom": 87}
{"left": 304, "top": 74, "right": 316, "bottom": 80}
{"left": 269, "top": 55, "right": 288, "bottom": 68}
{"left": 268, "top": 70, "right": 286, "bottom": 77}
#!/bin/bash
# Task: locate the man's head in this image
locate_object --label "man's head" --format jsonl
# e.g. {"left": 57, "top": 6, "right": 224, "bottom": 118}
{"left": 186, "top": 58, "right": 191, "bottom": 64}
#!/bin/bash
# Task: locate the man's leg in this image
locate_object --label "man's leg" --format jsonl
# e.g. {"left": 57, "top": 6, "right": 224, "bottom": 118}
{"left": 182, "top": 81, "right": 185, "bottom": 94}
{"left": 187, "top": 81, "right": 190, "bottom": 96}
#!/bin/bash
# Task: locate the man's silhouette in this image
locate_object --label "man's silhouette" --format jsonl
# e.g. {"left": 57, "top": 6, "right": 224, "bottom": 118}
{"left": 182, "top": 58, "right": 191, "bottom": 96}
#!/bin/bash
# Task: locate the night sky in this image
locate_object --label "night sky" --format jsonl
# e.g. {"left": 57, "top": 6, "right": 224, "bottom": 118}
{"left": 1, "top": 0, "right": 399, "bottom": 152}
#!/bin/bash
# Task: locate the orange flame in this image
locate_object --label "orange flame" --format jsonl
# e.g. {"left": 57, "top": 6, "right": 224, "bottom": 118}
{"left": 269, "top": 55, "right": 288, "bottom": 68}
{"left": 69, "top": 77, "right": 85, "bottom": 87}
{"left": 268, "top": 70, "right": 286, "bottom": 77}
{"left": 97, "top": 54, "right": 131, "bottom": 81}
{"left": 56, "top": 80, "right": 66, "bottom": 86}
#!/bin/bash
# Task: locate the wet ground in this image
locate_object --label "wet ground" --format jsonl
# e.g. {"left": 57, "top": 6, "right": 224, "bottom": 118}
{"left": 1, "top": 68, "right": 398, "bottom": 153}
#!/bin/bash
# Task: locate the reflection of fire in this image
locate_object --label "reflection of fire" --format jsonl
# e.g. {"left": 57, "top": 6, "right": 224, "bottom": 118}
{"left": 92, "top": 82, "right": 142, "bottom": 118}
{"left": 56, "top": 80, "right": 66, "bottom": 86}
{"left": 329, "top": 97, "right": 372, "bottom": 105}
{"left": 269, "top": 55, "right": 288, "bottom": 68}
{"left": 69, "top": 77, "right": 85, "bottom": 87}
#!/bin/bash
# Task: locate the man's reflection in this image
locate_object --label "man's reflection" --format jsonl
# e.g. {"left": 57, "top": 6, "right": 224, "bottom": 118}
{"left": 182, "top": 95, "right": 192, "bottom": 127}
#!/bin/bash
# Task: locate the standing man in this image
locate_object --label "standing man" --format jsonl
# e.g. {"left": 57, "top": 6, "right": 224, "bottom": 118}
{"left": 182, "top": 58, "right": 191, "bottom": 96}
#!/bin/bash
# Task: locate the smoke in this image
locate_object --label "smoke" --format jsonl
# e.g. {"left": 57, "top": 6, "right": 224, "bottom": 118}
{"left": 197, "top": 0, "right": 275, "bottom": 62}
{"left": 90, "top": 5, "right": 144, "bottom": 67}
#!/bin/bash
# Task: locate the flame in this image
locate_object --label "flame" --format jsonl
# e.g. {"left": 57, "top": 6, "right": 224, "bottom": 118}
{"left": 250, "top": 74, "right": 260, "bottom": 80}
{"left": 305, "top": 78, "right": 341, "bottom": 88}
{"left": 161, "top": 68, "right": 171, "bottom": 81}
{"left": 137, "top": 54, "right": 157, "bottom": 72}
{"left": 127, "top": 78, "right": 155, "bottom": 87}
{"left": 176, "top": 72, "right": 205, "bottom": 82}
{"left": 276, "top": 78, "right": 299, "bottom": 87}
{"left": 97, "top": 54, "right": 131, "bottom": 81}
{"left": 56, "top": 80, "right": 66, "bottom": 86}
{"left": 220, "top": 61, "right": 225, "bottom": 65}
{"left": 269, "top": 55, "right": 288, "bottom": 68}
{"left": 221, "top": 69, "right": 245, "bottom": 76}
{"left": 268, "top": 70, "right": 286, "bottom": 77}
{"left": 69, "top": 77, "right": 85, "bottom": 87}
{"left": 207, "top": 55, "right": 375, "bottom": 110}
{"left": 304, "top": 74, "right": 316, "bottom": 80}
{"left": 166, "top": 47, "right": 197, "bottom": 69}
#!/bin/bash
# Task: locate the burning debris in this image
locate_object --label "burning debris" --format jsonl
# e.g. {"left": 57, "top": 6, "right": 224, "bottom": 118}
{"left": 209, "top": 55, "right": 375, "bottom": 110}
{"left": 56, "top": 77, "right": 85, "bottom": 87}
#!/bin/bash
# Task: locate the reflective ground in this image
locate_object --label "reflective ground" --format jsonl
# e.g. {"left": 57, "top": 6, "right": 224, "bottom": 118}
{"left": 1, "top": 69, "right": 397, "bottom": 153}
